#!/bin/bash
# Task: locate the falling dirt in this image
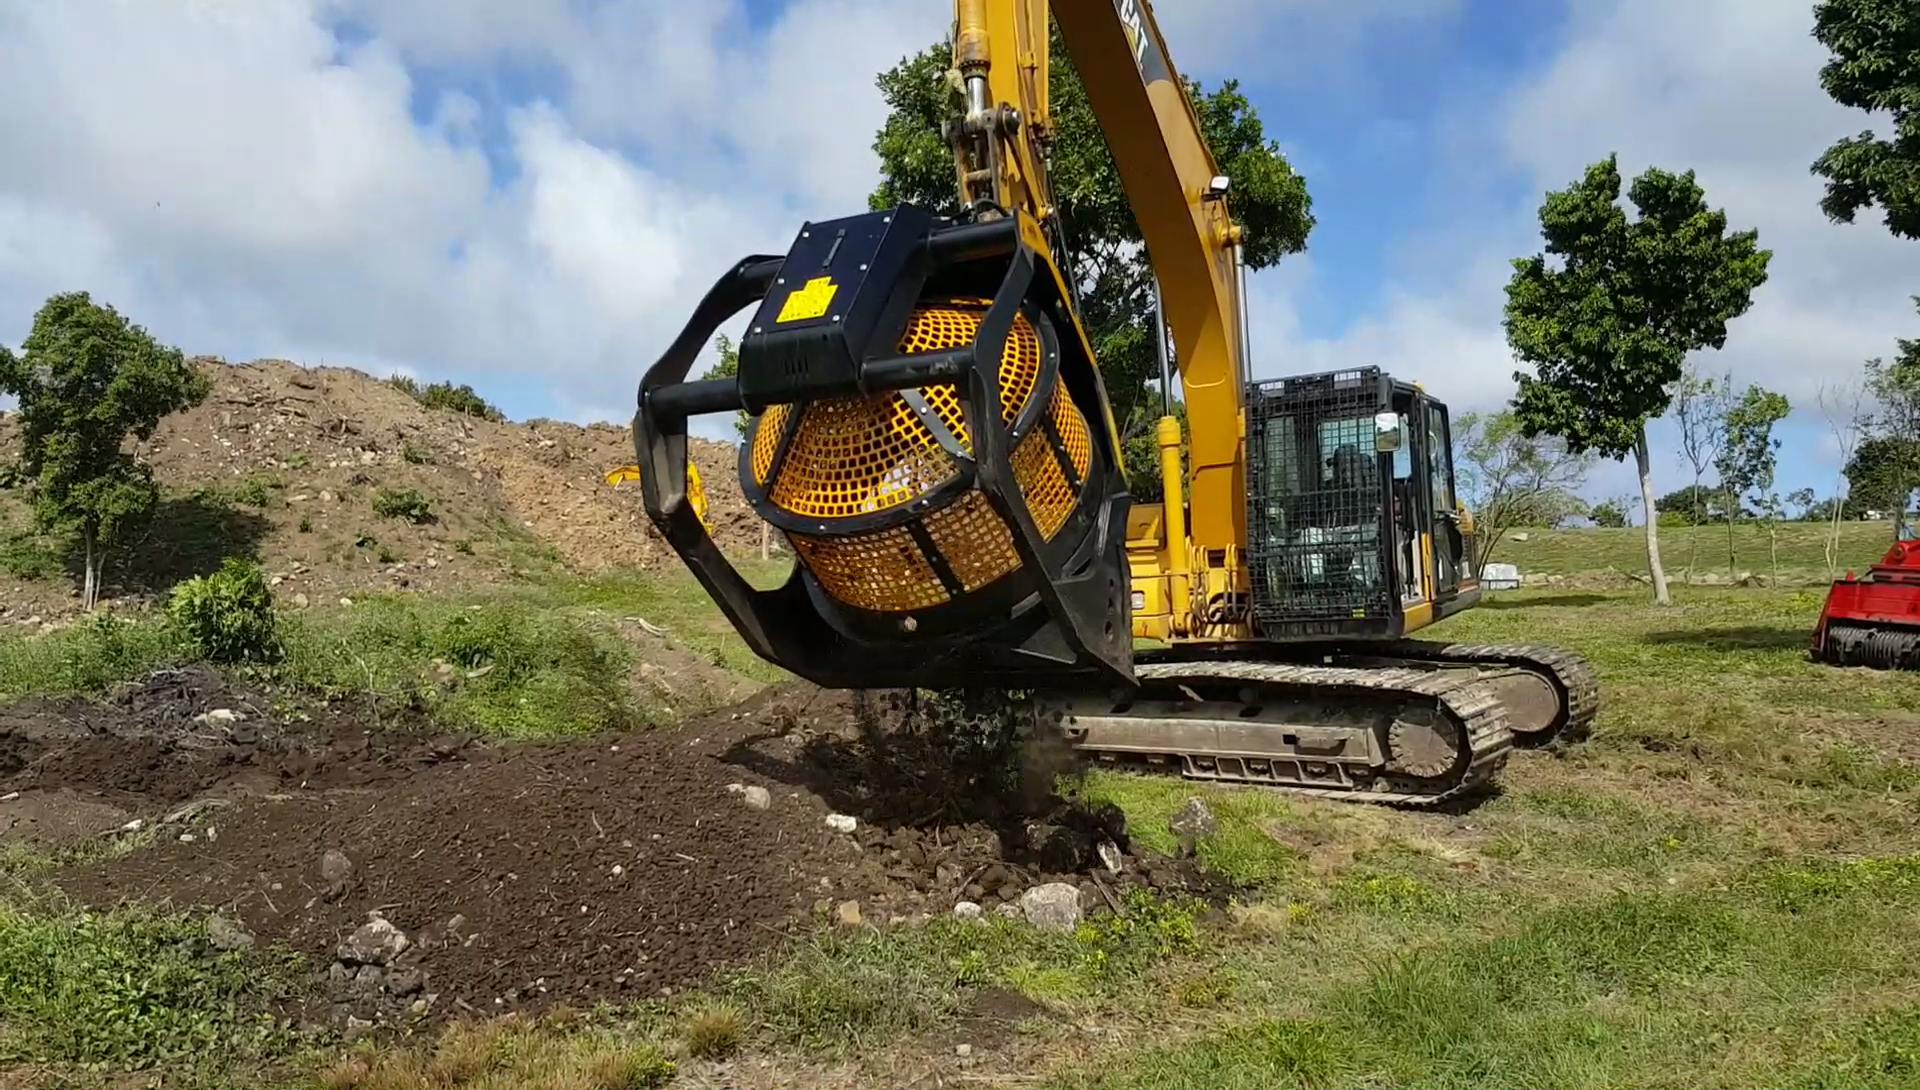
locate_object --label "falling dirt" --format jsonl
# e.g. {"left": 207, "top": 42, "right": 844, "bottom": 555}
{"left": 2, "top": 673, "right": 1238, "bottom": 1034}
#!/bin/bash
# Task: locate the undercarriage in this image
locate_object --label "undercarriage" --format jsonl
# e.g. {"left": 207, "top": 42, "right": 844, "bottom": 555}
{"left": 1035, "top": 641, "right": 1599, "bottom": 807}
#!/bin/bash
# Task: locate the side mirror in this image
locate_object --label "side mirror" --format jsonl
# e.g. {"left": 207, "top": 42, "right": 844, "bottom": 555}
{"left": 1374, "top": 412, "right": 1403, "bottom": 453}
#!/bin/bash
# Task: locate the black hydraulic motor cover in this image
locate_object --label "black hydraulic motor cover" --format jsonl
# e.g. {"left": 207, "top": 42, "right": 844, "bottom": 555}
{"left": 736, "top": 205, "right": 934, "bottom": 413}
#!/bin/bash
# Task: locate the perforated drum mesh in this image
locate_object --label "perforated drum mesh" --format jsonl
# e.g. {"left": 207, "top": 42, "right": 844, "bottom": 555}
{"left": 754, "top": 298, "right": 1096, "bottom": 615}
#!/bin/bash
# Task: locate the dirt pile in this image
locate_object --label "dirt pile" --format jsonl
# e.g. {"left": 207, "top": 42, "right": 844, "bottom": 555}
{"left": 3, "top": 675, "right": 1235, "bottom": 1034}
{"left": 0, "top": 357, "right": 773, "bottom": 623}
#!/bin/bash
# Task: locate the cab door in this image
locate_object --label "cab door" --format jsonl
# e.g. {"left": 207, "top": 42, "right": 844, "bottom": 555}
{"left": 1423, "top": 399, "right": 1466, "bottom": 601}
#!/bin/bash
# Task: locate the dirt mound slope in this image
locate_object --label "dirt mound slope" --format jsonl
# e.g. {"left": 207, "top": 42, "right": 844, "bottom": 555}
{"left": 0, "top": 357, "right": 771, "bottom": 623}
{"left": 7, "top": 677, "right": 1232, "bottom": 1032}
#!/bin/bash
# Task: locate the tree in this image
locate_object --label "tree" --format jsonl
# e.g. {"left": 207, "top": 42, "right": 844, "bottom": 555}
{"left": 699, "top": 334, "right": 749, "bottom": 440}
{"left": 1845, "top": 435, "right": 1920, "bottom": 515}
{"left": 1715, "top": 384, "right": 1790, "bottom": 584}
{"left": 1655, "top": 484, "right": 1740, "bottom": 524}
{"left": 1857, "top": 301, "right": 1920, "bottom": 537}
{"left": 1505, "top": 154, "right": 1772, "bottom": 605}
{"left": 1590, "top": 498, "right": 1629, "bottom": 528}
{"left": 868, "top": 31, "right": 1314, "bottom": 493}
{"left": 1672, "top": 363, "right": 1733, "bottom": 581}
{"left": 0, "top": 292, "right": 211, "bottom": 610}
{"left": 1817, "top": 378, "right": 1869, "bottom": 576}
{"left": 1810, "top": 0, "right": 1920, "bottom": 240}
{"left": 1454, "top": 409, "right": 1596, "bottom": 570}
{"left": 1789, "top": 487, "right": 1820, "bottom": 520}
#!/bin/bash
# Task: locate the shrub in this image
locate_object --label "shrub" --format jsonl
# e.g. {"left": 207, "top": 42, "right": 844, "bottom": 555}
{"left": 167, "top": 557, "right": 281, "bottom": 665}
{"left": 401, "top": 442, "right": 434, "bottom": 465}
{"left": 372, "top": 487, "right": 434, "bottom": 524}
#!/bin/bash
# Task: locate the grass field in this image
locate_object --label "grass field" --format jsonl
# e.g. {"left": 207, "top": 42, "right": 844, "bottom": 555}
{"left": 1490, "top": 518, "right": 1899, "bottom": 586}
{"left": 4, "top": 538, "right": 1920, "bottom": 1088}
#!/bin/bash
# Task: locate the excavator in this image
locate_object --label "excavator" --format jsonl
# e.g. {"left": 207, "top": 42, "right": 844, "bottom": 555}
{"left": 629, "top": 0, "right": 1599, "bottom": 807}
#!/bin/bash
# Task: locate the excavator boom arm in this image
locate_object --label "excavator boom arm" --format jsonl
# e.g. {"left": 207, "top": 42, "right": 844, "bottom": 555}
{"left": 955, "top": 0, "right": 1250, "bottom": 551}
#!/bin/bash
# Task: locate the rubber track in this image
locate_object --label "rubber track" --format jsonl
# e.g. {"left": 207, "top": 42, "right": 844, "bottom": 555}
{"left": 1369, "top": 640, "right": 1600, "bottom": 747}
{"left": 1105, "top": 659, "right": 1517, "bottom": 807}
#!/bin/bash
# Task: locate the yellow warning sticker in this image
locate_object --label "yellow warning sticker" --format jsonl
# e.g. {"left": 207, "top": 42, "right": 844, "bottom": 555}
{"left": 776, "top": 276, "right": 838, "bottom": 323}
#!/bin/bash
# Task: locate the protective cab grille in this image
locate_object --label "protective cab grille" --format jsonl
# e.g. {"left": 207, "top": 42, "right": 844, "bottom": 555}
{"left": 1246, "top": 367, "right": 1394, "bottom": 628}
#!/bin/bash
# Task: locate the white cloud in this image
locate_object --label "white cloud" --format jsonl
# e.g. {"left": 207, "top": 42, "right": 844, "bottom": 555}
{"left": 1251, "top": 0, "right": 1916, "bottom": 502}
{"left": 0, "top": 0, "right": 948, "bottom": 437}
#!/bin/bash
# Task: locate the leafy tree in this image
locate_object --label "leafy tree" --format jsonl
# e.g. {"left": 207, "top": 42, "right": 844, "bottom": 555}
{"left": 0, "top": 292, "right": 211, "bottom": 610}
{"left": 1655, "top": 484, "right": 1747, "bottom": 524}
{"left": 1845, "top": 435, "right": 1920, "bottom": 516}
{"left": 868, "top": 31, "right": 1313, "bottom": 493}
{"left": 1590, "top": 498, "right": 1629, "bottom": 528}
{"left": 699, "top": 334, "right": 750, "bottom": 440}
{"left": 1715, "top": 384, "right": 1790, "bottom": 584}
{"left": 1505, "top": 154, "right": 1772, "bottom": 605}
{"left": 1453, "top": 409, "right": 1595, "bottom": 570}
{"left": 1810, "top": 0, "right": 1920, "bottom": 239}
{"left": 1672, "top": 363, "right": 1733, "bottom": 579}
{"left": 1856, "top": 301, "right": 1920, "bottom": 537}
{"left": 1789, "top": 487, "right": 1820, "bottom": 520}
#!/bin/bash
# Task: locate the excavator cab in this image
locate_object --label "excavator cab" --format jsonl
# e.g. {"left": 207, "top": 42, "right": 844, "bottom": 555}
{"left": 1243, "top": 367, "right": 1478, "bottom": 642}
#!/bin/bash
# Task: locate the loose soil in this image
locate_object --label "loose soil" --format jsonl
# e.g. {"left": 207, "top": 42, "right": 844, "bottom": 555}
{"left": 1, "top": 672, "right": 1235, "bottom": 1035}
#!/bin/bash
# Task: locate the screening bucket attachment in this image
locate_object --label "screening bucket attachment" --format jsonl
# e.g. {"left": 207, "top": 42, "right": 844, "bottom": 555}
{"left": 630, "top": 205, "right": 1135, "bottom": 692}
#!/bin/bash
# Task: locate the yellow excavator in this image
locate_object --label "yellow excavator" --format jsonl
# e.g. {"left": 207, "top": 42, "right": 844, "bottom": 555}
{"left": 631, "top": 0, "right": 1597, "bottom": 806}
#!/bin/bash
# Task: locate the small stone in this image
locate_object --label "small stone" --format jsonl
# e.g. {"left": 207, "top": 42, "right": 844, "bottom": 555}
{"left": 178, "top": 833, "right": 197, "bottom": 844}
{"left": 321, "top": 849, "right": 353, "bottom": 885}
{"left": 611, "top": 865, "right": 625, "bottom": 877}
{"left": 269, "top": 575, "right": 285, "bottom": 587}
{"left": 0, "top": 792, "right": 18, "bottom": 803}
{"left": 994, "top": 903, "right": 1021, "bottom": 920}
{"left": 292, "top": 593, "right": 310, "bottom": 609}
{"left": 410, "top": 998, "right": 430, "bottom": 1015}
{"left": 386, "top": 968, "right": 426, "bottom": 997}
{"left": 955, "top": 1044, "right": 973, "bottom": 1058}
{"left": 120, "top": 818, "right": 145, "bottom": 833}
{"left": 953, "top": 901, "right": 984, "bottom": 922}
{"left": 339, "top": 597, "right": 354, "bottom": 608}
{"left": 206, "top": 914, "right": 255, "bottom": 951}
{"left": 327, "top": 961, "right": 353, "bottom": 988}
{"left": 834, "top": 900, "right": 863, "bottom": 928}
{"left": 1096, "top": 839, "right": 1124, "bottom": 874}
{"left": 426, "top": 557, "right": 438, "bottom": 569}
{"left": 338, "top": 918, "right": 410, "bottom": 966}
{"left": 193, "top": 708, "right": 244, "bottom": 726}
{"left": 1020, "top": 883, "right": 1084, "bottom": 934}
{"left": 344, "top": 1015, "right": 374, "bottom": 1041}
{"left": 1170, "top": 796, "right": 1218, "bottom": 857}
{"left": 319, "top": 490, "right": 335, "bottom": 503}
{"left": 350, "top": 964, "right": 385, "bottom": 998}
{"left": 737, "top": 785, "right": 772, "bottom": 811}
{"left": 825, "top": 813, "right": 858, "bottom": 834}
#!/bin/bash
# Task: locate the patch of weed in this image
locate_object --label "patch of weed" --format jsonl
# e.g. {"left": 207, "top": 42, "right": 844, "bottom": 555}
{"left": 372, "top": 487, "right": 433, "bottom": 525}
{"left": 0, "top": 612, "right": 184, "bottom": 699}
{"left": 0, "top": 904, "right": 304, "bottom": 1071}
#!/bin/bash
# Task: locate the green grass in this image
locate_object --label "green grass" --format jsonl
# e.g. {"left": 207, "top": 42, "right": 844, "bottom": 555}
{"left": 1038, "top": 584, "right": 1920, "bottom": 1088}
{"left": 1490, "top": 518, "right": 1895, "bottom": 584}
{"left": 0, "top": 901, "right": 307, "bottom": 1074}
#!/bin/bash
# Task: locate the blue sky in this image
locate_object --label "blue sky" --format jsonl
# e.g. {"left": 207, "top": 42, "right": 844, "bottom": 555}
{"left": 0, "top": 0, "right": 1911, "bottom": 519}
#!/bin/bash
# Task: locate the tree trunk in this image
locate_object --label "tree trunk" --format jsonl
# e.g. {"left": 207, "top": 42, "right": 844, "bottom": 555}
{"left": 1636, "top": 429, "right": 1671, "bottom": 605}
{"left": 1769, "top": 517, "right": 1779, "bottom": 587}
{"left": 1725, "top": 485, "right": 1738, "bottom": 577}
{"left": 761, "top": 521, "right": 770, "bottom": 562}
{"left": 1687, "top": 477, "right": 1703, "bottom": 585}
{"left": 81, "top": 524, "right": 99, "bottom": 612}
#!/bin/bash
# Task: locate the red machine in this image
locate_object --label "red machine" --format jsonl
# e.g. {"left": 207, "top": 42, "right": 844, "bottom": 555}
{"left": 1812, "top": 536, "right": 1920, "bottom": 669}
